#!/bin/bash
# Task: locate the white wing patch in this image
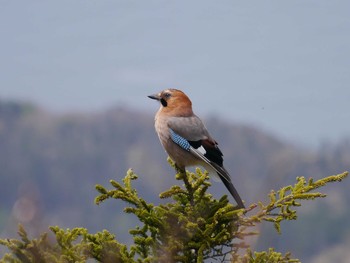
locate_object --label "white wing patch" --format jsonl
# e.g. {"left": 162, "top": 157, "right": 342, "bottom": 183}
{"left": 196, "top": 146, "right": 206, "bottom": 155}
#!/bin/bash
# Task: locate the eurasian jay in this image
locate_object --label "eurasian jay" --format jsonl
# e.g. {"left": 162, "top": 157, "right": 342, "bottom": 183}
{"left": 148, "top": 89, "right": 245, "bottom": 208}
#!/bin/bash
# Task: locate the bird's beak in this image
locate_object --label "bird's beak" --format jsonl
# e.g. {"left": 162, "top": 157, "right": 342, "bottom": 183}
{"left": 148, "top": 93, "right": 161, "bottom": 101}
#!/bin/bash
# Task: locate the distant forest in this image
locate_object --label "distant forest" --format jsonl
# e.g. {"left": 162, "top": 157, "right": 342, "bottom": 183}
{"left": 0, "top": 100, "right": 349, "bottom": 261}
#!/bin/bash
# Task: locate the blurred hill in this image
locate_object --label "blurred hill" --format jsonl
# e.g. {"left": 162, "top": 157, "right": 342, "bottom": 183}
{"left": 0, "top": 100, "right": 349, "bottom": 261}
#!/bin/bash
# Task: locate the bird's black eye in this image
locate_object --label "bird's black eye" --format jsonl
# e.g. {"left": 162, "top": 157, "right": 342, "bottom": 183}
{"left": 160, "top": 92, "right": 171, "bottom": 107}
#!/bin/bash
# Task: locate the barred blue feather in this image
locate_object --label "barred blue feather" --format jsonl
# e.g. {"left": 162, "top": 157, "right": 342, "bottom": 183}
{"left": 169, "top": 128, "right": 190, "bottom": 151}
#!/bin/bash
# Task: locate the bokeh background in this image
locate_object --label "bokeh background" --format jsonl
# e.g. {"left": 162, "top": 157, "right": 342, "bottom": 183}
{"left": 1, "top": 1, "right": 349, "bottom": 262}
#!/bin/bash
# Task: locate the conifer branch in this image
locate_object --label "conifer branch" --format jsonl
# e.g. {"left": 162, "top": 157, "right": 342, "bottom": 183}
{"left": 0, "top": 165, "right": 347, "bottom": 262}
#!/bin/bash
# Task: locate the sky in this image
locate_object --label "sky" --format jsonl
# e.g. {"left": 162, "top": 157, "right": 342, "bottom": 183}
{"left": 1, "top": 1, "right": 349, "bottom": 147}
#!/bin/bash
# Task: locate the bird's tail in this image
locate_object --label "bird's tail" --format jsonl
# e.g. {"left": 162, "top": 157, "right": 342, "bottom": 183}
{"left": 213, "top": 164, "right": 245, "bottom": 209}
{"left": 189, "top": 148, "right": 245, "bottom": 208}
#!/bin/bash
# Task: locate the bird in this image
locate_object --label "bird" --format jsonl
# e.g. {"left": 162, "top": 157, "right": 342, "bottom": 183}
{"left": 148, "top": 89, "right": 245, "bottom": 208}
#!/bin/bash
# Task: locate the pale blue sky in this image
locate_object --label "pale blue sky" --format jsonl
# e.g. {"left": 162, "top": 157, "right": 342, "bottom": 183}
{"left": 1, "top": 1, "right": 349, "bottom": 146}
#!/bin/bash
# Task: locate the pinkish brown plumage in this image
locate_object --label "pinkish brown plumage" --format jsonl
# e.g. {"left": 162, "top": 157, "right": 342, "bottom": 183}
{"left": 149, "top": 89, "right": 244, "bottom": 208}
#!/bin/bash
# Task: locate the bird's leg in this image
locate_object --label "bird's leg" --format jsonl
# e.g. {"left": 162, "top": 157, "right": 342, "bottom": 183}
{"left": 175, "top": 164, "right": 194, "bottom": 206}
{"left": 174, "top": 164, "right": 185, "bottom": 177}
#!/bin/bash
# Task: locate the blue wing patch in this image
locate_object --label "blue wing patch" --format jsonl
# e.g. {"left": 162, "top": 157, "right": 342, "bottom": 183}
{"left": 169, "top": 129, "right": 190, "bottom": 151}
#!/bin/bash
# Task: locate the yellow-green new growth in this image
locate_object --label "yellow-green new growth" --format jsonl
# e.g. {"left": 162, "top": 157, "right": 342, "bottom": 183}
{"left": 0, "top": 164, "right": 347, "bottom": 263}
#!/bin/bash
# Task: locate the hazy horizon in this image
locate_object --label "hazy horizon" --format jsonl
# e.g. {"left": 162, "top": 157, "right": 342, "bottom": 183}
{"left": 1, "top": 1, "right": 349, "bottom": 146}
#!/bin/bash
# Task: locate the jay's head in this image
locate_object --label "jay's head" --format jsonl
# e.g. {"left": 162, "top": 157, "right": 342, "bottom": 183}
{"left": 148, "top": 89, "right": 193, "bottom": 116}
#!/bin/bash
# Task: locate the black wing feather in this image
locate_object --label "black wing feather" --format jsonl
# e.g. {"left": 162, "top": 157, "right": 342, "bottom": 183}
{"left": 189, "top": 139, "right": 223, "bottom": 166}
